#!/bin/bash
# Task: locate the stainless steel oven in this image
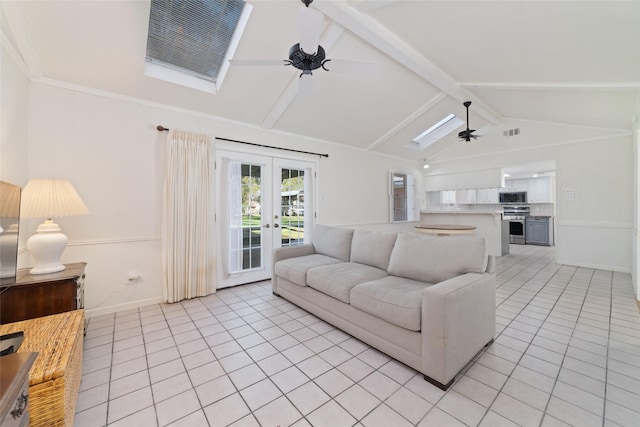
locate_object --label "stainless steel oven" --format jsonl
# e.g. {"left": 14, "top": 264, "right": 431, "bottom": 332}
{"left": 503, "top": 206, "right": 529, "bottom": 245}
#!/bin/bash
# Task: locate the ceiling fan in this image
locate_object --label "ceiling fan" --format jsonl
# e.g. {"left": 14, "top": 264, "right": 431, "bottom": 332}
{"left": 230, "top": 0, "right": 378, "bottom": 96}
{"left": 458, "top": 101, "right": 479, "bottom": 142}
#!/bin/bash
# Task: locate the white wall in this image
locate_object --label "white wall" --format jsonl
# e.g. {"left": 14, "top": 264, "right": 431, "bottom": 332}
{"left": 427, "top": 136, "right": 634, "bottom": 274}
{"left": 633, "top": 121, "right": 639, "bottom": 299}
{"left": 0, "top": 44, "right": 30, "bottom": 190}
{"left": 1, "top": 43, "right": 30, "bottom": 270}
{"left": 22, "top": 81, "right": 420, "bottom": 317}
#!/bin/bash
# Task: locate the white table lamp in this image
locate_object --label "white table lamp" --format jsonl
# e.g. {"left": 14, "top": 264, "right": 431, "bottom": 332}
{"left": 21, "top": 179, "right": 89, "bottom": 274}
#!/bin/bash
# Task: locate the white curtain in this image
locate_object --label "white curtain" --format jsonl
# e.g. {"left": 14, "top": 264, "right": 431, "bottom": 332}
{"left": 162, "top": 129, "right": 215, "bottom": 303}
{"left": 228, "top": 160, "right": 244, "bottom": 275}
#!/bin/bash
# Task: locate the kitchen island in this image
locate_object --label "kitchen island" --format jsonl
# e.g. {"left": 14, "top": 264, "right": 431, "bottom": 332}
{"left": 419, "top": 210, "right": 504, "bottom": 257}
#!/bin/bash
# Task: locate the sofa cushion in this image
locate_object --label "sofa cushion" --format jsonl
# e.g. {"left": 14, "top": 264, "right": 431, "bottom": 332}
{"left": 350, "top": 276, "right": 432, "bottom": 331}
{"left": 307, "top": 262, "right": 389, "bottom": 304}
{"left": 312, "top": 225, "right": 354, "bottom": 262}
{"left": 350, "top": 229, "right": 398, "bottom": 271}
{"left": 274, "top": 254, "right": 342, "bottom": 287}
{"left": 388, "top": 233, "right": 486, "bottom": 284}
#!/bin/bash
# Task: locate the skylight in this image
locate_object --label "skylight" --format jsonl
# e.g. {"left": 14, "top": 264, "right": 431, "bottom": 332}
{"left": 407, "top": 114, "right": 464, "bottom": 150}
{"left": 145, "top": 0, "right": 252, "bottom": 93}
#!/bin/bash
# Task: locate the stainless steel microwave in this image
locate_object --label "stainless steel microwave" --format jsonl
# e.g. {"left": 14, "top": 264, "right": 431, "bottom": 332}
{"left": 499, "top": 191, "right": 527, "bottom": 204}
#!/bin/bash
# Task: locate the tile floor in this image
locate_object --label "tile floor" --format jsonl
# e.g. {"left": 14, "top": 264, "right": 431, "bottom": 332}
{"left": 74, "top": 244, "right": 640, "bottom": 426}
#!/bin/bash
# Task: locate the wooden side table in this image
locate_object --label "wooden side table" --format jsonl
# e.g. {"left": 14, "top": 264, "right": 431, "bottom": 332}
{"left": 0, "top": 262, "right": 86, "bottom": 324}
{"left": 0, "top": 311, "right": 84, "bottom": 427}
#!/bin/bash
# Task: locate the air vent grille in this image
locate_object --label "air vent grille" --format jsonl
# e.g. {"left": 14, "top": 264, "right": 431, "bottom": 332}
{"left": 503, "top": 128, "right": 520, "bottom": 137}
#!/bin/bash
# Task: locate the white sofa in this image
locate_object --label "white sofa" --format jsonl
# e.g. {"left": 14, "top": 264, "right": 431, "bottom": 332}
{"left": 272, "top": 225, "right": 496, "bottom": 390}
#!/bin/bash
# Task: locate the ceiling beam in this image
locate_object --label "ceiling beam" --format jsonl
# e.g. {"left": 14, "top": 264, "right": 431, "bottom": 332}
{"left": 349, "top": 0, "right": 403, "bottom": 13}
{"left": 460, "top": 82, "right": 640, "bottom": 92}
{"left": 1, "top": 2, "right": 42, "bottom": 78}
{"left": 314, "top": 0, "right": 503, "bottom": 126}
{"left": 366, "top": 91, "right": 447, "bottom": 151}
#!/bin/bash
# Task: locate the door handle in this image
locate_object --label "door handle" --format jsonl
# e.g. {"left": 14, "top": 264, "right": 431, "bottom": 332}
{"left": 274, "top": 224, "right": 280, "bottom": 228}
{"left": 264, "top": 224, "right": 270, "bottom": 228}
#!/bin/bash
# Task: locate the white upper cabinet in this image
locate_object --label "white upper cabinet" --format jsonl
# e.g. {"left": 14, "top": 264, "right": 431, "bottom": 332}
{"left": 502, "top": 177, "right": 552, "bottom": 203}
{"left": 455, "top": 188, "right": 497, "bottom": 204}
{"left": 456, "top": 189, "right": 477, "bottom": 204}
{"left": 476, "top": 188, "right": 499, "bottom": 204}
{"left": 502, "top": 179, "right": 529, "bottom": 192}
{"left": 428, "top": 176, "right": 552, "bottom": 208}
{"left": 440, "top": 190, "right": 457, "bottom": 204}
{"left": 528, "top": 176, "right": 552, "bottom": 203}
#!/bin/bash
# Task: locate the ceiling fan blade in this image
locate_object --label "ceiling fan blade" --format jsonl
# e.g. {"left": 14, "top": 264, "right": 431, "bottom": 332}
{"left": 298, "top": 74, "right": 313, "bottom": 98}
{"left": 323, "top": 59, "right": 381, "bottom": 76}
{"left": 298, "top": 5, "right": 323, "bottom": 54}
{"left": 229, "top": 59, "right": 286, "bottom": 67}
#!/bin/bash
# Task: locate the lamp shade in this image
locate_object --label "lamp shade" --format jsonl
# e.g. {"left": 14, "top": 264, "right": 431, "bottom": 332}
{"left": 21, "top": 179, "right": 89, "bottom": 219}
{"left": 0, "top": 181, "right": 22, "bottom": 218}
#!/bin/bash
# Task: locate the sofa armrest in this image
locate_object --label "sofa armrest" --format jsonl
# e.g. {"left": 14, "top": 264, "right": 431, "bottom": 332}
{"left": 421, "top": 272, "right": 496, "bottom": 386}
{"left": 271, "top": 244, "right": 316, "bottom": 293}
{"left": 273, "top": 244, "right": 316, "bottom": 263}
{"left": 486, "top": 255, "right": 495, "bottom": 273}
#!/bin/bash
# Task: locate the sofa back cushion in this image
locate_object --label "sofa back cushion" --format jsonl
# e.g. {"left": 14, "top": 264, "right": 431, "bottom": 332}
{"left": 350, "top": 229, "right": 398, "bottom": 270}
{"left": 312, "top": 225, "right": 354, "bottom": 262}
{"left": 388, "top": 233, "right": 487, "bottom": 283}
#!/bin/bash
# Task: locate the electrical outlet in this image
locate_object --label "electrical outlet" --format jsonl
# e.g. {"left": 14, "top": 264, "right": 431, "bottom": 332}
{"left": 127, "top": 273, "right": 141, "bottom": 283}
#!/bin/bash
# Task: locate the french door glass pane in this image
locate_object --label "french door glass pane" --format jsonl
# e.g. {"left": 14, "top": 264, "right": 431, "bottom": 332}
{"left": 240, "top": 163, "right": 262, "bottom": 270}
{"left": 393, "top": 173, "right": 408, "bottom": 221}
{"left": 280, "top": 168, "right": 305, "bottom": 247}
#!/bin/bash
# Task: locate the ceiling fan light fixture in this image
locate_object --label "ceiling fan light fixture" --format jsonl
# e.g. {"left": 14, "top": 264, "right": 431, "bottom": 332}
{"left": 287, "top": 43, "right": 330, "bottom": 77}
{"left": 458, "top": 101, "right": 479, "bottom": 142}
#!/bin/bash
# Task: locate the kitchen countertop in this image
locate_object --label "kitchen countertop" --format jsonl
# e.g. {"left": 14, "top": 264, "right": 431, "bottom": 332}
{"left": 422, "top": 210, "right": 503, "bottom": 215}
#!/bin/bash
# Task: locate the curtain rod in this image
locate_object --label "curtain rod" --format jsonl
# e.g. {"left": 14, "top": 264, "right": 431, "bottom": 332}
{"left": 157, "top": 125, "right": 329, "bottom": 158}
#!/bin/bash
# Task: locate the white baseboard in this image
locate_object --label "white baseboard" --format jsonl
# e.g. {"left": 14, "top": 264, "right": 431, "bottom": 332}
{"left": 85, "top": 296, "right": 165, "bottom": 318}
{"left": 555, "top": 257, "right": 632, "bottom": 274}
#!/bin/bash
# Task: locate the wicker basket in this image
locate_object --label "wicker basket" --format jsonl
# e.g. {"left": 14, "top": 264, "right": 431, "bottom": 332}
{"left": 0, "top": 310, "right": 84, "bottom": 427}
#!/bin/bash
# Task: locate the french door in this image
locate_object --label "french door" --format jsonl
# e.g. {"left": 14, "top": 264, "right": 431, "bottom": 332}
{"left": 216, "top": 150, "right": 316, "bottom": 288}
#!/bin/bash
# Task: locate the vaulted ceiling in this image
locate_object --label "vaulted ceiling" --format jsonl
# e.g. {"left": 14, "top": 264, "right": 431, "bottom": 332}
{"left": 4, "top": 0, "right": 639, "bottom": 165}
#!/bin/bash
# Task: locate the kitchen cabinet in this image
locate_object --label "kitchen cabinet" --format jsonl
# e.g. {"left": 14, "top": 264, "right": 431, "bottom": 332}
{"left": 475, "top": 188, "right": 499, "bottom": 204}
{"left": 440, "top": 190, "right": 456, "bottom": 204}
{"left": 502, "top": 177, "right": 552, "bottom": 203}
{"left": 456, "top": 188, "right": 498, "bottom": 204}
{"left": 456, "top": 189, "right": 477, "bottom": 204}
{"left": 526, "top": 217, "right": 553, "bottom": 245}
{"left": 528, "top": 177, "right": 552, "bottom": 203}
{"left": 502, "top": 179, "right": 529, "bottom": 192}
{"left": 426, "top": 191, "right": 441, "bottom": 209}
